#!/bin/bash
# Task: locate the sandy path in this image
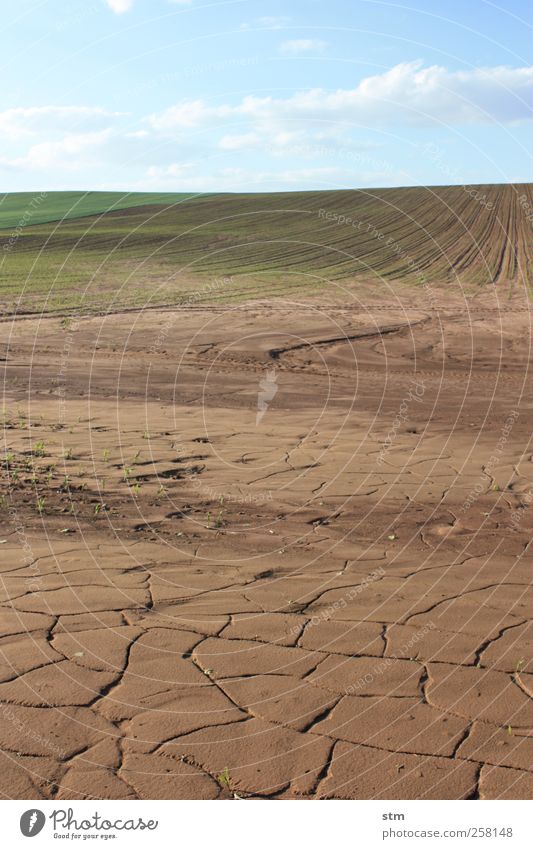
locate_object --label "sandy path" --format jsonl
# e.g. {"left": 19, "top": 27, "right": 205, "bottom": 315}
{"left": 1, "top": 291, "right": 533, "bottom": 799}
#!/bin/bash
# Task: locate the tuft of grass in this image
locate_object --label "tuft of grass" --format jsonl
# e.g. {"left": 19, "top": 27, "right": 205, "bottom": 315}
{"left": 216, "top": 767, "right": 231, "bottom": 789}
{"left": 33, "top": 440, "right": 46, "bottom": 458}
{"left": 36, "top": 496, "right": 45, "bottom": 513}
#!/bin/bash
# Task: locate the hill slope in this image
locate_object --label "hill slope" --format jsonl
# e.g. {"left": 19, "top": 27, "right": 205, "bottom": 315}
{"left": 1, "top": 184, "right": 531, "bottom": 313}
{"left": 0, "top": 191, "right": 198, "bottom": 229}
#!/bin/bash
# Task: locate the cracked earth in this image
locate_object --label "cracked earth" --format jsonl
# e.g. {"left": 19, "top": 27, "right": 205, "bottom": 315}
{"left": 1, "top": 286, "right": 533, "bottom": 799}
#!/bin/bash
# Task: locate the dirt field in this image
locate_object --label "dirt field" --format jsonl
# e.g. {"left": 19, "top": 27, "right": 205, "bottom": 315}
{"left": 1, "top": 282, "right": 533, "bottom": 800}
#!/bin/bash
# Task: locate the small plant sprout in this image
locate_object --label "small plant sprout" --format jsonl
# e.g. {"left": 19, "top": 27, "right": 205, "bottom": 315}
{"left": 507, "top": 725, "right": 513, "bottom": 735}
{"left": 36, "top": 496, "right": 45, "bottom": 513}
{"left": 123, "top": 465, "right": 133, "bottom": 482}
{"left": 492, "top": 482, "right": 501, "bottom": 492}
{"left": 206, "top": 511, "right": 211, "bottom": 527}
{"left": 142, "top": 431, "right": 151, "bottom": 440}
{"left": 132, "top": 483, "right": 141, "bottom": 496}
{"left": 516, "top": 658, "right": 525, "bottom": 673}
{"left": 94, "top": 503, "right": 102, "bottom": 516}
{"left": 102, "top": 449, "right": 110, "bottom": 463}
{"left": 34, "top": 440, "right": 46, "bottom": 457}
{"left": 64, "top": 447, "right": 73, "bottom": 460}
{"left": 217, "top": 767, "right": 231, "bottom": 789}
{"left": 4, "top": 451, "right": 14, "bottom": 466}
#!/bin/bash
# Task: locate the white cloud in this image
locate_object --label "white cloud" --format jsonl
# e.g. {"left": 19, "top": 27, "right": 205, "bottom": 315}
{"left": 279, "top": 39, "right": 327, "bottom": 54}
{"left": 105, "top": 0, "right": 133, "bottom": 13}
{"left": 138, "top": 164, "right": 349, "bottom": 192}
{"left": 3, "top": 130, "right": 113, "bottom": 171}
{"left": 218, "top": 132, "right": 260, "bottom": 150}
{"left": 240, "top": 16, "right": 290, "bottom": 31}
{"left": 148, "top": 61, "right": 533, "bottom": 132}
{"left": 0, "top": 106, "right": 122, "bottom": 139}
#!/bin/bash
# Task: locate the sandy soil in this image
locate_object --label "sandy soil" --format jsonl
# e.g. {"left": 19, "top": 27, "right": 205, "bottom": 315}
{"left": 1, "top": 286, "right": 533, "bottom": 800}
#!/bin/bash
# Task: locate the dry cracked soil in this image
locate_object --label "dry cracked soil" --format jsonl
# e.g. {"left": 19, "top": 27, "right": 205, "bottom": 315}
{"left": 1, "top": 284, "right": 533, "bottom": 800}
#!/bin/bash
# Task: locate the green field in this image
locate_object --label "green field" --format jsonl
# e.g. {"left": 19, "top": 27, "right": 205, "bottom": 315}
{"left": 1, "top": 185, "right": 531, "bottom": 314}
{"left": 0, "top": 191, "right": 198, "bottom": 230}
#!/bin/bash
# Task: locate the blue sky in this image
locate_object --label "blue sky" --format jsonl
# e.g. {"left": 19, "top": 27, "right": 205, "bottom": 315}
{"left": 1, "top": 0, "right": 533, "bottom": 192}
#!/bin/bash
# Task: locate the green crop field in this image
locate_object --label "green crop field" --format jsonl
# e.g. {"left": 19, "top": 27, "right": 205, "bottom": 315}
{"left": 1, "top": 184, "right": 531, "bottom": 314}
{"left": 0, "top": 191, "right": 198, "bottom": 230}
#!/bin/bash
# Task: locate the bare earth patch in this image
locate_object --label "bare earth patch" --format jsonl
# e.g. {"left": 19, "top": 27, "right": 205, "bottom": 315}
{"left": 1, "top": 286, "right": 532, "bottom": 799}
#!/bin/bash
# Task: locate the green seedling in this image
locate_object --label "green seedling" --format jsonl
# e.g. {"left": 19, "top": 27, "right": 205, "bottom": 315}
{"left": 217, "top": 767, "right": 231, "bottom": 789}
{"left": 36, "top": 496, "right": 45, "bottom": 513}
{"left": 34, "top": 440, "right": 46, "bottom": 457}
{"left": 64, "top": 448, "right": 73, "bottom": 460}
{"left": 123, "top": 466, "right": 133, "bottom": 482}
{"left": 94, "top": 503, "right": 102, "bottom": 515}
{"left": 132, "top": 483, "right": 141, "bottom": 496}
{"left": 102, "top": 448, "right": 110, "bottom": 463}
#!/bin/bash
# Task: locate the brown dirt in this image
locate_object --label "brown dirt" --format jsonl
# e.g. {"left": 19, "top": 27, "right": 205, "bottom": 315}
{"left": 1, "top": 283, "right": 532, "bottom": 799}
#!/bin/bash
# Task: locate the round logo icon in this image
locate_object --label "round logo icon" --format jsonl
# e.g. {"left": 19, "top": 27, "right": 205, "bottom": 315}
{"left": 20, "top": 810, "right": 46, "bottom": 837}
